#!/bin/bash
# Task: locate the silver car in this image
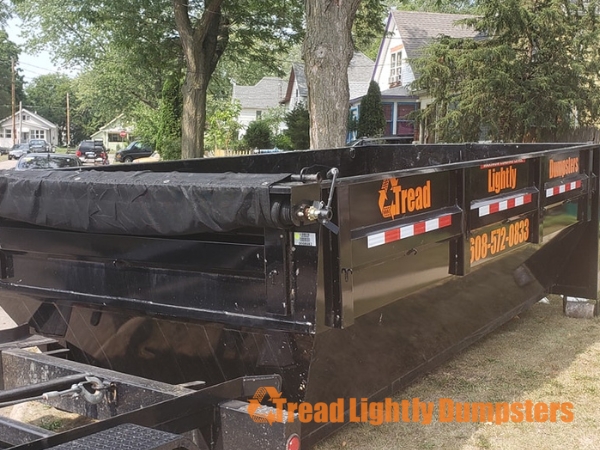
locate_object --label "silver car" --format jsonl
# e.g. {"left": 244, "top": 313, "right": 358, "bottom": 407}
{"left": 15, "top": 153, "right": 82, "bottom": 170}
{"left": 8, "top": 143, "right": 30, "bottom": 160}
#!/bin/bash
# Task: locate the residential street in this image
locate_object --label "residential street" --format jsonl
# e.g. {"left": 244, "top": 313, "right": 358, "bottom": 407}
{"left": 0, "top": 158, "right": 17, "bottom": 170}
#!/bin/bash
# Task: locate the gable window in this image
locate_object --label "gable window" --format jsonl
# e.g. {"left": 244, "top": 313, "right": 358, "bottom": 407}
{"left": 389, "top": 51, "right": 402, "bottom": 86}
{"left": 21, "top": 114, "right": 31, "bottom": 121}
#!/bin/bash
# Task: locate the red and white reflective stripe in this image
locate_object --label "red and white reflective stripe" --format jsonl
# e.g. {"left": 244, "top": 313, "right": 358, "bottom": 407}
{"left": 477, "top": 193, "right": 532, "bottom": 217}
{"left": 367, "top": 214, "right": 453, "bottom": 248}
{"left": 545, "top": 180, "right": 582, "bottom": 198}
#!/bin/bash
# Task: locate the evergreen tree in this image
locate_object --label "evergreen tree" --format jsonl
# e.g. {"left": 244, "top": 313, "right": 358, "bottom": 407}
{"left": 412, "top": 0, "right": 600, "bottom": 142}
{"left": 357, "top": 81, "right": 386, "bottom": 138}
{"left": 285, "top": 103, "right": 310, "bottom": 150}
{"left": 154, "top": 73, "right": 183, "bottom": 160}
{"left": 245, "top": 120, "right": 272, "bottom": 149}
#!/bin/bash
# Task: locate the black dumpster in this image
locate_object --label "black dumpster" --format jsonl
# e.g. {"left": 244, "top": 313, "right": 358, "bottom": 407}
{"left": 0, "top": 142, "right": 597, "bottom": 447}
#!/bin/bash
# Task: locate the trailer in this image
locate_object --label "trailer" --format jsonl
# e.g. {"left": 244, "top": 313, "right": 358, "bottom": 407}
{"left": 0, "top": 142, "right": 597, "bottom": 448}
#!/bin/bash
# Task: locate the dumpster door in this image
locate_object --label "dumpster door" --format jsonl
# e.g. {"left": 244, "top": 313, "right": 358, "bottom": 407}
{"left": 335, "top": 170, "right": 463, "bottom": 328}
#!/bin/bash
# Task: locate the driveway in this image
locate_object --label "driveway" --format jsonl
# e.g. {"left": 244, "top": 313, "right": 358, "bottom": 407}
{"left": 0, "top": 158, "right": 17, "bottom": 170}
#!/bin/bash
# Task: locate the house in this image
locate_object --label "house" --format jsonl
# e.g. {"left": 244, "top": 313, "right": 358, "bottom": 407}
{"left": 280, "top": 52, "right": 374, "bottom": 142}
{"left": 357, "top": 10, "right": 479, "bottom": 142}
{"left": 91, "top": 114, "right": 134, "bottom": 151}
{"left": 282, "top": 52, "right": 375, "bottom": 112}
{"left": 232, "top": 77, "right": 288, "bottom": 136}
{"left": 231, "top": 53, "right": 374, "bottom": 141}
{"left": 0, "top": 108, "right": 59, "bottom": 149}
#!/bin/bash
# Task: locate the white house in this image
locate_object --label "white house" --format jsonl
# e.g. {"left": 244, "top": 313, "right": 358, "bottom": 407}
{"left": 356, "top": 10, "right": 479, "bottom": 142}
{"left": 232, "top": 77, "right": 288, "bottom": 136}
{"left": 0, "top": 108, "right": 59, "bottom": 149}
{"left": 91, "top": 115, "right": 134, "bottom": 151}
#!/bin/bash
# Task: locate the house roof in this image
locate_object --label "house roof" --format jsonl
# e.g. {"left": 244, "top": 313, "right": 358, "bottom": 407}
{"left": 380, "top": 85, "right": 416, "bottom": 98}
{"left": 348, "top": 52, "right": 376, "bottom": 85}
{"left": 233, "top": 77, "right": 287, "bottom": 109}
{"left": 391, "top": 10, "right": 479, "bottom": 59}
{"left": 291, "top": 63, "right": 308, "bottom": 99}
{"left": 0, "top": 108, "right": 58, "bottom": 129}
{"left": 283, "top": 52, "right": 375, "bottom": 104}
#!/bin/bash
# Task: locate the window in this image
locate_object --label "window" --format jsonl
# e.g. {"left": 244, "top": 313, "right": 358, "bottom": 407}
{"left": 108, "top": 133, "right": 126, "bottom": 142}
{"left": 3, "top": 129, "right": 11, "bottom": 139}
{"left": 396, "top": 104, "right": 417, "bottom": 137}
{"left": 31, "top": 130, "right": 45, "bottom": 139}
{"left": 256, "top": 110, "right": 262, "bottom": 119}
{"left": 383, "top": 103, "right": 394, "bottom": 135}
{"left": 389, "top": 51, "right": 402, "bottom": 86}
{"left": 21, "top": 114, "right": 31, "bottom": 121}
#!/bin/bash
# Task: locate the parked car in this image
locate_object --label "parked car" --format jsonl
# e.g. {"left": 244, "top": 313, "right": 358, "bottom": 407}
{"left": 132, "top": 151, "right": 161, "bottom": 164}
{"left": 8, "top": 143, "right": 30, "bottom": 160}
{"left": 28, "top": 139, "right": 51, "bottom": 153}
{"left": 115, "top": 141, "right": 153, "bottom": 163}
{"left": 76, "top": 140, "right": 109, "bottom": 165}
{"left": 347, "top": 136, "right": 415, "bottom": 146}
{"left": 252, "top": 148, "right": 284, "bottom": 154}
{"left": 0, "top": 147, "right": 8, "bottom": 156}
{"left": 15, "top": 153, "right": 82, "bottom": 170}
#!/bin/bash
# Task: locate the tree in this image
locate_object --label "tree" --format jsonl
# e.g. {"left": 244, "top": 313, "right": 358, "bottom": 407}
{"left": 389, "top": 0, "right": 478, "bottom": 14}
{"left": 412, "top": 0, "right": 600, "bottom": 143}
{"left": 11, "top": 0, "right": 304, "bottom": 158}
{"left": 303, "top": 0, "right": 362, "bottom": 149}
{"left": 25, "top": 74, "right": 73, "bottom": 144}
{"left": 352, "top": 0, "right": 387, "bottom": 59}
{"left": 173, "top": 0, "right": 303, "bottom": 158}
{"left": 0, "top": 30, "right": 25, "bottom": 121}
{"left": 0, "top": 1, "right": 11, "bottom": 25}
{"left": 285, "top": 103, "right": 310, "bottom": 150}
{"left": 245, "top": 120, "right": 272, "bottom": 149}
{"left": 205, "top": 98, "right": 241, "bottom": 153}
{"left": 357, "top": 80, "right": 386, "bottom": 138}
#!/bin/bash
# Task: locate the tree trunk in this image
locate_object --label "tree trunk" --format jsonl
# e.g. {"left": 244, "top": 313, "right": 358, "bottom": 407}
{"left": 303, "top": 0, "right": 361, "bottom": 149}
{"left": 173, "top": 0, "right": 227, "bottom": 159}
{"left": 181, "top": 65, "right": 210, "bottom": 159}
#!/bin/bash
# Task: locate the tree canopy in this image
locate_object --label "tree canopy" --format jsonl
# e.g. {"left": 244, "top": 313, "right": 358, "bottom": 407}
{"left": 11, "top": 0, "right": 304, "bottom": 156}
{"left": 411, "top": 0, "right": 600, "bottom": 143}
{"left": 0, "top": 30, "right": 25, "bottom": 120}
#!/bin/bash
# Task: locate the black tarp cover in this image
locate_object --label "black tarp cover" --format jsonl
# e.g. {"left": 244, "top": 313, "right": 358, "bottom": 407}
{"left": 0, "top": 169, "right": 292, "bottom": 235}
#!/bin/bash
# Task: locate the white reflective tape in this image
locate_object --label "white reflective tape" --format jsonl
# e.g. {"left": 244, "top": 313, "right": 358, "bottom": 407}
{"left": 367, "top": 233, "right": 385, "bottom": 248}
{"left": 425, "top": 218, "right": 439, "bottom": 232}
{"left": 400, "top": 225, "right": 414, "bottom": 239}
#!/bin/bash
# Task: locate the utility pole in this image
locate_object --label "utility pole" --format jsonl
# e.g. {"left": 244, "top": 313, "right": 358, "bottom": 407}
{"left": 66, "top": 93, "right": 70, "bottom": 147}
{"left": 11, "top": 58, "right": 15, "bottom": 146}
{"left": 19, "top": 101, "right": 22, "bottom": 143}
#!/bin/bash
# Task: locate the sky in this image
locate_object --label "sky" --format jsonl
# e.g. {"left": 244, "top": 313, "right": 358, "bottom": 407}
{"left": 6, "top": 17, "right": 68, "bottom": 83}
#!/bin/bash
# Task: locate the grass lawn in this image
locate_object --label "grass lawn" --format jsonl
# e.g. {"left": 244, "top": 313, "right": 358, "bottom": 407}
{"left": 315, "top": 295, "right": 600, "bottom": 450}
